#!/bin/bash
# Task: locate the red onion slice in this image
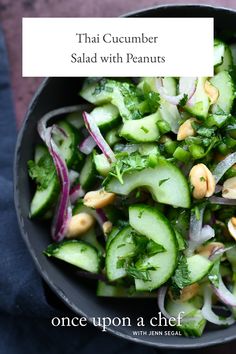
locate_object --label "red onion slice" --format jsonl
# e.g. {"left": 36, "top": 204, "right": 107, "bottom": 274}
{"left": 68, "top": 170, "right": 79, "bottom": 185}
{"left": 38, "top": 105, "right": 84, "bottom": 141}
{"left": 83, "top": 111, "right": 116, "bottom": 163}
{"left": 213, "top": 152, "right": 236, "bottom": 183}
{"left": 70, "top": 184, "right": 85, "bottom": 204}
{"left": 157, "top": 286, "right": 173, "bottom": 320}
{"left": 157, "top": 286, "right": 198, "bottom": 324}
{"left": 79, "top": 135, "right": 97, "bottom": 155}
{"left": 49, "top": 137, "right": 71, "bottom": 241}
{"left": 188, "top": 224, "right": 215, "bottom": 256}
{"left": 202, "top": 285, "right": 235, "bottom": 325}
{"left": 209, "top": 245, "right": 234, "bottom": 261}
{"left": 37, "top": 109, "right": 81, "bottom": 241}
{"left": 211, "top": 273, "right": 236, "bottom": 307}
{"left": 155, "top": 77, "right": 197, "bottom": 106}
{"left": 215, "top": 184, "right": 223, "bottom": 193}
{"left": 209, "top": 196, "right": 236, "bottom": 206}
{"left": 187, "top": 206, "right": 215, "bottom": 255}
{"left": 95, "top": 208, "right": 108, "bottom": 226}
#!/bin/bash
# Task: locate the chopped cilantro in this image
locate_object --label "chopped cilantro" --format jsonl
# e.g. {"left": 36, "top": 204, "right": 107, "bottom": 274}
{"left": 105, "top": 152, "right": 150, "bottom": 185}
{"left": 126, "top": 265, "right": 151, "bottom": 281}
{"left": 116, "top": 258, "right": 126, "bottom": 269}
{"left": 117, "top": 244, "right": 126, "bottom": 249}
{"left": 146, "top": 240, "right": 165, "bottom": 256}
{"left": 171, "top": 255, "right": 191, "bottom": 299}
{"left": 91, "top": 79, "right": 160, "bottom": 120}
{"left": 159, "top": 178, "right": 170, "bottom": 186}
{"left": 208, "top": 261, "right": 220, "bottom": 288}
{"left": 178, "top": 94, "right": 188, "bottom": 107}
{"left": 141, "top": 126, "right": 149, "bottom": 133}
{"left": 138, "top": 210, "right": 144, "bottom": 219}
{"left": 28, "top": 154, "right": 56, "bottom": 190}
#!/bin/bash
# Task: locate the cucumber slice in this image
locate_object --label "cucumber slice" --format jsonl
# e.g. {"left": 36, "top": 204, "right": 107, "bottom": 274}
{"left": 129, "top": 205, "right": 178, "bottom": 291}
{"left": 81, "top": 227, "right": 104, "bottom": 253}
{"left": 214, "top": 39, "right": 225, "bottom": 67}
{"left": 79, "top": 154, "right": 96, "bottom": 190}
{"left": 30, "top": 146, "right": 59, "bottom": 218}
{"left": 166, "top": 299, "right": 206, "bottom": 337}
{"left": 94, "top": 152, "right": 111, "bottom": 177}
{"left": 138, "top": 77, "right": 177, "bottom": 95}
{"left": 210, "top": 71, "right": 235, "bottom": 114}
{"left": 105, "top": 158, "right": 190, "bottom": 208}
{"left": 34, "top": 144, "right": 48, "bottom": 163}
{"left": 120, "top": 112, "right": 160, "bottom": 142}
{"left": 66, "top": 111, "right": 84, "bottom": 130}
{"left": 138, "top": 143, "right": 159, "bottom": 156}
{"left": 80, "top": 79, "right": 131, "bottom": 120}
{"left": 162, "top": 77, "right": 177, "bottom": 95}
{"left": 105, "top": 126, "right": 121, "bottom": 146}
{"left": 106, "top": 226, "right": 120, "bottom": 250}
{"left": 215, "top": 45, "right": 233, "bottom": 73}
{"left": 90, "top": 103, "right": 120, "bottom": 131}
{"left": 187, "top": 255, "right": 213, "bottom": 284}
{"left": 30, "top": 176, "right": 59, "bottom": 218}
{"left": 159, "top": 100, "right": 181, "bottom": 134}
{"left": 57, "top": 121, "right": 80, "bottom": 168}
{"left": 45, "top": 240, "right": 100, "bottom": 273}
{"left": 80, "top": 80, "right": 114, "bottom": 105}
{"left": 106, "top": 226, "right": 136, "bottom": 281}
{"left": 184, "top": 78, "right": 210, "bottom": 119}
{"left": 97, "top": 281, "right": 156, "bottom": 298}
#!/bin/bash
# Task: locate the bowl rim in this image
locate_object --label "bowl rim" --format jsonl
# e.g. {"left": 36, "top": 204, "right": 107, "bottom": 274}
{"left": 14, "top": 3, "right": 236, "bottom": 349}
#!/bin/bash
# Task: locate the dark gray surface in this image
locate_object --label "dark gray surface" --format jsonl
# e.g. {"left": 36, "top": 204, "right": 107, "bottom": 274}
{"left": 14, "top": 4, "right": 236, "bottom": 350}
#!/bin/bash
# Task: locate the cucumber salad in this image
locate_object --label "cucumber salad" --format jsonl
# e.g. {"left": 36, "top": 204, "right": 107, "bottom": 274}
{"left": 28, "top": 39, "right": 236, "bottom": 337}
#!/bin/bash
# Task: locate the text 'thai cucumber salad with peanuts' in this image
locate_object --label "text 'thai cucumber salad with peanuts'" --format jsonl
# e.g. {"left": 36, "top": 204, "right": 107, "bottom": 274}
{"left": 28, "top": 39, "right": 236, "bottom": 337}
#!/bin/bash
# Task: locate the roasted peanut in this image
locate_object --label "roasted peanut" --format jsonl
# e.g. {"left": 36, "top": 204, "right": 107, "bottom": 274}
{"left": 180, "top": 283, "right": 200, "bottom": 302}
{"left": 222, "top": 177, "right": 236, "bottom": 199}
{"left": 83, "top": 189, "right": 116, "bottom": 209}
{"left": 228, "top": 217, "right": 236, "bottom": 241}
{"left": 189, "top": 163, "right": 215, "bottom": 199}
{"left": 103, "top": 221, "right": 113, "bottom": 235}
{"left": 204, "top": 80, "right": 219, "bottom": 104}
{"left": 177, "top": 118, "right": 197, "bottom": 141}
{"left": 66, "top": 213, "right": 94, "bottom": 238}
{"left": 197, "top": 242, "right": 224, "bottom": 258}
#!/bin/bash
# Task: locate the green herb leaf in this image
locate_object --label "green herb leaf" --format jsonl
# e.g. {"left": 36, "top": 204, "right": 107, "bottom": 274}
{"left": 126, "top": 264, "right": 151, "bottom": 281}
{"left": 159, "top": 178, "right": 170, "bottom": 186}
{"left": 28, "top": 154, "right": 56, "bottom": 190}
{"left": 171, "top": 255, "right": 191, "bottom": 299}
{"left": 146, "top": 240, "right": 165, "bottom": 256}
{"left": 105, "top": 152, "right": 149, "bottom": 184}
{"left": 208, "top": 261, "right": 220, "bottom": 288}
{"left": 178, "top": 94, "right": 188, "bottom": 107}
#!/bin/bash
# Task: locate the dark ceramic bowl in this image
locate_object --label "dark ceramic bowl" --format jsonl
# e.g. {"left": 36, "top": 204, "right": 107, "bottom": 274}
{"left": 14, "top": 4, "right": 236, "bottom": 349}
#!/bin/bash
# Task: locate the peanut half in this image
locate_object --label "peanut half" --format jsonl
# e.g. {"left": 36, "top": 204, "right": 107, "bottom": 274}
{"left": 204, "top": 80, "right": 219, "bottom": 104}
{"left": 189, "top": 163, "right": 215, "bottom": 199}
{"left": 197, "top": 242, "right": 224, "bottom": 258}
{"left": 83, "top": 189, "right": 116, "bottom": 209}
{"left": 222, "top": 177, "right": 236, "bottom": 199}
{"left": 180, "top": 283, "right": 200, "bottom": 302}
{"left": 177, "top": 118, "right": 197, "bottom": 141}
{"left": 66, "top": 213, "right": 94, "bottom": 238}
{"left": 228, "top": 217, "right": 236, "bottom": 241}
